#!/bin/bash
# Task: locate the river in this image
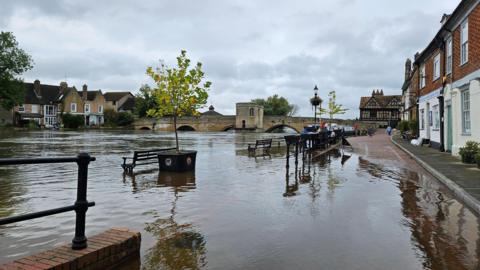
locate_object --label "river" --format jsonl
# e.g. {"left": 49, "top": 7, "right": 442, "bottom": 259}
{"left": 0, "top": 130, "right": 479, "bottom": 269}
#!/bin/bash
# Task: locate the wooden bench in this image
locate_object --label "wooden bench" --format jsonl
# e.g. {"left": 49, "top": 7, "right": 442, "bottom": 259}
{"left": 122, "top": 148, "right": 176, "bottom": 173}
{"left": 248, "top": 139, "right": 272, "bottom": 156}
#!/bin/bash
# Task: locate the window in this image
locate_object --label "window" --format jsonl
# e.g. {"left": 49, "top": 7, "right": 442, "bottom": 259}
{"left": 99, "top": 105, "right": 103, "bottom": 113}
{"left": 45, "top": 105, "right": 55, "bottom": 116}
{"left": 461, "top": 20, "right": 469, "bottom": 65}
{"left": 433, "top": 105, "right": 439, "bottom": 130}
{"left": 18, "top": 105, "right": 25, "bottom": 112}
{"left": 70, "top": 103, "right": 77, "bottom": 112}
{"left": 85, "top": 104, "right": 90, "bottom": 113}
{"left": 420, "top": 65, "right": 426, "bottom": 88}
{"left": 433, "top": 54, "right": 441, "bottom": 81}
{"left": 462, "top": 90, "right": 471, "bottom": 134}
{"left": 420, "top": 109, "right": 425, "bottom": 130}
{"left": 361, "top": 110, "right": 370, "bottom": 119}
{"left": 446, "top": 37, "right": 452, "bottom": 74}
{"left": 249, "top": 108, "right": 255, "bottom": 116}
{"left": 428, "top": 110, "right": 433, "bottom": 127}
{"left": 31, "top": 105, "right": 39, "bottom": 113}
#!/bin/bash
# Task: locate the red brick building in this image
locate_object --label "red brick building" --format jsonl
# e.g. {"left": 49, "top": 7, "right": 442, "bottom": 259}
{"left": 403, "top": 0, "right": 480, "bottom": 155}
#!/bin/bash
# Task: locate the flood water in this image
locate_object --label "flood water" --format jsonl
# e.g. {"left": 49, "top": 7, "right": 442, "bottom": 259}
{"left": 0, "top": 130, "right": 479, "bottom": 270}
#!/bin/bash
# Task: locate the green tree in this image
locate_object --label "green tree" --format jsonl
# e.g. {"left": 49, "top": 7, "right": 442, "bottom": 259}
{"left": 134, "top": 84, "right": 157, "bottom": 118}
{"left": 251, "top": 94, "right": 296, "bottom": 116}
{"left": 319, "top": 91, "right": 348, "bottom": 126}
{"left": 146, "top": 50, "right": 211, "bottom": 151}
{"left": 0, "top": 32, "right": 34, "bottom": 110}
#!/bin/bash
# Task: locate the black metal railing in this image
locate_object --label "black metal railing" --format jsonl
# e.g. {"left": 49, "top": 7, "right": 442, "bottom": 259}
{"left": 0, "top": 153, "right": 96, "bottom": 250}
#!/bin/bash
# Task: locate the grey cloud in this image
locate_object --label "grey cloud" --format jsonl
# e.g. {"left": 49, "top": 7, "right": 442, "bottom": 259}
{"left": 2, "top": 0, "right": 460, "bottom": 119}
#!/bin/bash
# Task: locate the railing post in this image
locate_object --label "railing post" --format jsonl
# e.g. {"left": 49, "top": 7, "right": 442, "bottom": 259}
{"left": 72, "top": 152, "right": 91, "bottom": 250}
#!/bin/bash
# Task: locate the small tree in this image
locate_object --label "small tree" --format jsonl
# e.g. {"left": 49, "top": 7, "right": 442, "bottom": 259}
{"left": 319, "top": 91, "right": 348, "bottom": 127}
{"left": 146, "top": 50, "right": 211, "bottom": 152}
{"left": 0, "top": 31, "right": 34, "bottom": 110}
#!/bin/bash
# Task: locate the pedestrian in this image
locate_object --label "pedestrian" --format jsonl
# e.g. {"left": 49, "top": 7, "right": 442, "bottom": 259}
{"left": 386, "top": 125, "right": 392, "bottom": 136}
{"left": 367, "top": 126, "right": 373, "bottom": 137}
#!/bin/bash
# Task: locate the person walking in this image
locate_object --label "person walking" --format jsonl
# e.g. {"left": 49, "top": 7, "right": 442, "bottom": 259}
{"left": 386, "top": 125, "right": 392, "bottom": 136}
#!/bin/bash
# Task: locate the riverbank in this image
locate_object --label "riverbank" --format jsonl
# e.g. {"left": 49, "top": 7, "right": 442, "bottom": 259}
{"left": 391, "top": 134, "right": 480, "bottom": 214}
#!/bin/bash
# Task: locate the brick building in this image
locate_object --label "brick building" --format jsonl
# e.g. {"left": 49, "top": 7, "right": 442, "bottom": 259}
{"left": 13, "top": 80, "right": 106, "bottom": 127}
{"left": 405, "top": 0, "right": 480, "bottom": 155}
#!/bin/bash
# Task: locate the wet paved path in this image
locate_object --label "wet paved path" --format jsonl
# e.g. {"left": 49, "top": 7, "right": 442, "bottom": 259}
{"left": 1, "top": 130, "right": 480, "bottom": 270}
{"left": 392, "top": 135, "right": 480, "bottom": 203}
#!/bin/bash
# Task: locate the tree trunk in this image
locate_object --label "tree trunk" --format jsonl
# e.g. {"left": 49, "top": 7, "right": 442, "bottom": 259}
{"left": 173, "top": 113, "right": 179, "bottom": 153}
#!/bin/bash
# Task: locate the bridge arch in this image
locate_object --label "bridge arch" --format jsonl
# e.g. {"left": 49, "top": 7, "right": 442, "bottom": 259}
{"left": 139, "top": 126, "right": 152, "bottom": 130}
{"left": 222, "top": 125, "right": 235, "bottom": 131}
{"left": 177, "top": 125, "right": 196, "bottom": 131}
{"left": 265, "top": 124, "right": 300, "bottom": 133}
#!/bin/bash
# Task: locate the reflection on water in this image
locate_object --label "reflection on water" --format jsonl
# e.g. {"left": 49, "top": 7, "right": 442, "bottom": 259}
{"left": 141, "top": 172, "right": 206, "bottom": 270}
{"left": 0, "top": 130, "right": 480, "bottom": 269}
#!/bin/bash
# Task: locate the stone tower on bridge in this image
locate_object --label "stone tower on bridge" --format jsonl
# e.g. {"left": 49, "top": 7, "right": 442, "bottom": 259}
{"left": 235, "top": 103, "right": 264, "bottom": 130}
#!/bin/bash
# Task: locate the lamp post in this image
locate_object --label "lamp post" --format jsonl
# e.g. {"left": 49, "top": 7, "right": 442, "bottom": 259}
{"left": 310, "top": 85, "right": 322, "bottom": 125}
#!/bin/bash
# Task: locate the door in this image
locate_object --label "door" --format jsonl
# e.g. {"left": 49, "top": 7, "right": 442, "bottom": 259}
{"left": 446, "top": 105, "right": 453, "bottom": 152}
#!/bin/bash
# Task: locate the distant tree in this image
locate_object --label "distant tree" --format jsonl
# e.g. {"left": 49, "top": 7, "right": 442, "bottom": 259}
{"left": 134, "top": 84, "right": 156, "bottom": 118}
{"left": 252, "top": 94, "right": 296, "bottom": 116}
{"left": 117, "top": 112, "right": 134, "bottom": 126}
{"left": 104, "top": 108, "right": 118, "bottom": 126}
{"left": 146, "top": 50, "right": 211, "bottom": 151}
{"left": 0, "top": 32, "right": 34, "bottom": 110}
{"left": 319, "top": 91, "right": 348, "bottom": 126}
{"left": 61, "top": 113, "right": 84, "bottom": 129}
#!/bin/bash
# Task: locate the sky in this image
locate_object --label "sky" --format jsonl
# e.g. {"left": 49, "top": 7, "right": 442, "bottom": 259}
{"left": 1, "top": 0, "right": 460, "bottom": 118}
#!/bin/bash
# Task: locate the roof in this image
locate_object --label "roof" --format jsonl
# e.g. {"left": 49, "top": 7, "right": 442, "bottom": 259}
{"left": 78, "top": 90, "right": 102, "bottom": 101}
{"left": 202, "top": 105, "right": 222, "bottom": 116}
{"left": 104, "top": 92, "right": 133, "bottom": 102}
{"left": 414, "top": 0, "right": 476, "bottom": 65}
{"left": 23, "top": 82, "right": 75, "bottom": 105}
{"left": 359, "top": 91, "right": 402, "bottom": 109}
{"left": 118, "top": 96, "right": 135, "bottom": 111}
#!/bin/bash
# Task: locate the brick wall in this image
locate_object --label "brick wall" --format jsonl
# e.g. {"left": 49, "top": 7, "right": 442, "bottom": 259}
{"left": 419, "top": 48, "right": 444, "bottom": 97}
{"left": 0, "top": 228, "right": 141, "bottom": 270}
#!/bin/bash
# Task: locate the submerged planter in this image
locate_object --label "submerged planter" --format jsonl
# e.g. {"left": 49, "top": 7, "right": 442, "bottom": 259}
{"left": 158, "top": 150, "right": 197, "bottom": 172}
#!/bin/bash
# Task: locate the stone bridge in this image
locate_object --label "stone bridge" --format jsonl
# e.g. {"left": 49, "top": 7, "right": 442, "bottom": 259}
{"left": 133, "top": 115, "right": 348, "bottom": 133}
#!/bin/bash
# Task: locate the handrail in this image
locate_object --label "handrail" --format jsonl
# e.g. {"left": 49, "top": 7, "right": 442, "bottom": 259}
{"left": 0, "top": 153, "right": 96, "bottom": 250}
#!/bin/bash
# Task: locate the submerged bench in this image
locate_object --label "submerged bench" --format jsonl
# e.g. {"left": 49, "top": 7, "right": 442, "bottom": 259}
{"left": 122, "top": 148, "right": 176, "bottom": 173}
{"left": 248, "top": 139, "right": 272, "bottom": 156}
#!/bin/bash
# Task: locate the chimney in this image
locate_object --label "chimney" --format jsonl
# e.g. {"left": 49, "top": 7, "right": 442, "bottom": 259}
{"left": 82, "top": 84, "right": 88, "bottom": 101}
{"left": 440, "top": 13, "right": 450, "bottom": 26}
{"left": 405, "top": 58, "right": 412, "bottom": 81}
{"left": 33, "top": 79, "right": 41, "bottom": 97}
{"left": 60, "top": 81, "right": 68, "bottom": 93}
{"left": 414, "top": 52, "right": 420, "bottom": 61}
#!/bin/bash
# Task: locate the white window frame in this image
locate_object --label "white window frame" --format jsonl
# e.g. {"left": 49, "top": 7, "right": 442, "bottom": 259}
{"left": 70, "top": 103, "right": 77, "bottom": 112}
{"left": 45, "top": 105, "right": 55, "bottom": 116}
{"left": 18, "top": 105, "right": 25, "bottom": 112}
{"left": 461, "top": 19, "right": 469, "bottom": 65}
{"left": 85, "top": 104, "right": 90, "bottom": 114}
{"left": 433, "top": 54, "right": 441, "bottom": 81}
{"left": 461, "top": 90, "right": 471, "bottom": 134}
{"left": 98, "top": 105, "right": 103, "bottom": 113}
{"left": 420, "top": 65, "right": 426, "bottom": 89}
{"left": 446, "top": 37, "right": 452, "bottom": 74}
